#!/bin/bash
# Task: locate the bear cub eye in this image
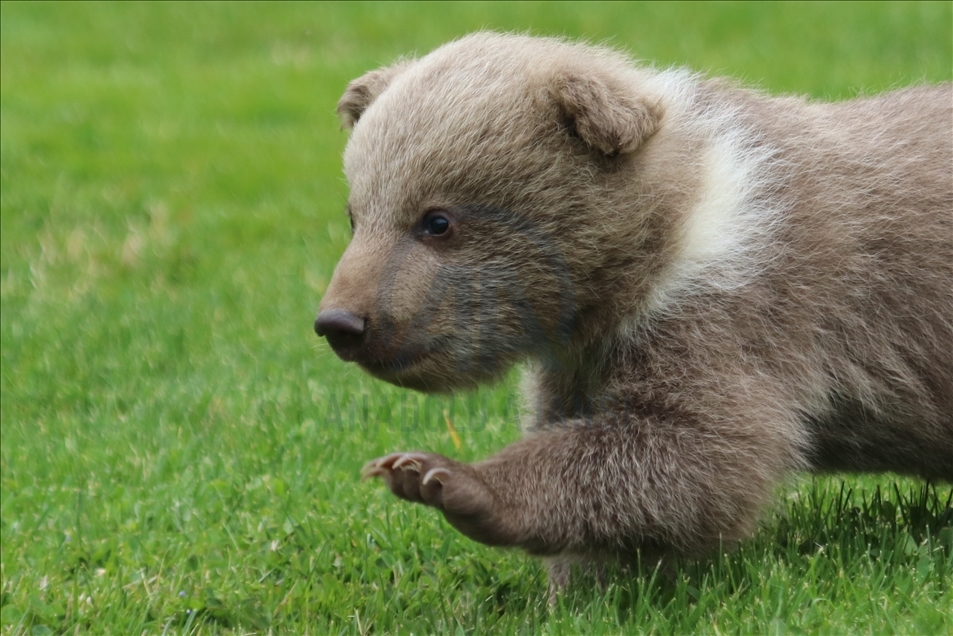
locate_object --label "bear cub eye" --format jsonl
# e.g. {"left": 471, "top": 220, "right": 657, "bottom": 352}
{"left": 421, "top": 210, "right": 452, "bottom": 237}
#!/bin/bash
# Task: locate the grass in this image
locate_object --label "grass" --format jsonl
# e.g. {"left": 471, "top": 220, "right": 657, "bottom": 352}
{"left": 1, "top": 1, "right": 951, "bottom": 633}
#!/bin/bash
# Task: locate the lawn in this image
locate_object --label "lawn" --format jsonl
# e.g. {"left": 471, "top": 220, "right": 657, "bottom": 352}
{"left": 1, "top": 2, "right": 951, "bottom": 634}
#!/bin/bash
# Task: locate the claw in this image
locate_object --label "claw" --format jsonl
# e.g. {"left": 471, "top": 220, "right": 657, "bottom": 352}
{"left": 422, "top": 467, "right": 451, "bottom": 486}
{"left": 392, "top": 453, "right": 427, "bottom": 471}
{"left": 360, "top": 465, "right": 386, "bottom": 481}
{"left": 361, "top": 452, "right": 429, "bottom": 480}
{"left": 360, "top": 459, "right": 384, "bottom": 480}
{"left": 396, "top": 460, "right": 421, "bottom": 471}
{"left": 360, "top": 453, "right": 397, "bottom": 479}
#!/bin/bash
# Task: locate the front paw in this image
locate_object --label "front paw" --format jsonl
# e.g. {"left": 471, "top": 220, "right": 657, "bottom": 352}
{"left": 361, "top": 451, "right": 519, "bottom": 546}
{"left": 361, "top": 452, "right": 455, "bottom": 506}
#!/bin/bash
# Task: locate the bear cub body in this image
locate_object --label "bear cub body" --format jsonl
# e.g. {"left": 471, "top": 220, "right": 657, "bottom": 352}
{"left": 315, "top": 33, "right": 953, "bottom": 594}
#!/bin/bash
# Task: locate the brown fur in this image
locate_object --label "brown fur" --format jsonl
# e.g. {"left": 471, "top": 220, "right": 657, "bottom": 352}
{"left": 317, "top": 33, "right": 953, "bottom": 595}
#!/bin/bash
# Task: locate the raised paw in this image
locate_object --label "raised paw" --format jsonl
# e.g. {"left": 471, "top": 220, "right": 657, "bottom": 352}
{"left": 361, "top": 451, "right": 454, "bottom": 506}
{"left": 361, "top": 451, "right": 520, "bottom": 546}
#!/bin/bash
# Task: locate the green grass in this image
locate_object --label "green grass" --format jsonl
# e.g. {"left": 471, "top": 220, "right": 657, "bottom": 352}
{"left": 1, "top": 2, "right": 951, "bottom": 633}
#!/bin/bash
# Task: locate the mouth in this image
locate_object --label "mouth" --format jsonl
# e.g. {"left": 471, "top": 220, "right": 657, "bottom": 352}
{"left": 356, "top": 334, "right": 455, "bottom": 374}
{"left": 358, "top": 349, "right": 433, "bottom": 375}
{"left": 351, "top": 335, "right": 462, "bottom": 391}
{"left": 356, "top": 354, "right": 438, "bottom": 392}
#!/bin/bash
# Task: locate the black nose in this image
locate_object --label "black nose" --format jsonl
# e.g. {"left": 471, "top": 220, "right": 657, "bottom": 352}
{"left": 314, "top": 309, "right": 366, "bottom": 360}
{"left": 314, "top": 309, "right": 365, "bottom": 337}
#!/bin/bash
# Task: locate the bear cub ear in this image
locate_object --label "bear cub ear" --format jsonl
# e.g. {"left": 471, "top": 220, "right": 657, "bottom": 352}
{"left": 549, "top": 72, "right": 662, "bottom": 157}
{"left": 337, "top": 59, "right": 416, "bottom": 129}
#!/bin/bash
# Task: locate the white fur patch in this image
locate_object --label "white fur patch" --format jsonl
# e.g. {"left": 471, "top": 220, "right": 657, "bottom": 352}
{"left": 674, "top": 135, "right": 767, "bottom": 279}
{"left": 643, "top": 106, "right": 784, "bottom": 318}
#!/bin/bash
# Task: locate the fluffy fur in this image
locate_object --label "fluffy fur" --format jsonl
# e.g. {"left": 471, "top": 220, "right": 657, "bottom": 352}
{"left": 316, "top": 33, "right": 953, "bottom": 596}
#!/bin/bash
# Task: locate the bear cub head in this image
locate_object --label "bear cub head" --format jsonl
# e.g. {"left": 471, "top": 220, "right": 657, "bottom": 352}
{"left": 316, "top": 33, "right": 665, "bottom": 392}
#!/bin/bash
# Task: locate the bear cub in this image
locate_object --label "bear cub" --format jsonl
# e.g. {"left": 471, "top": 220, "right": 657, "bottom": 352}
{"left": 315, "top": 33, "right": 952, "bottom": 595}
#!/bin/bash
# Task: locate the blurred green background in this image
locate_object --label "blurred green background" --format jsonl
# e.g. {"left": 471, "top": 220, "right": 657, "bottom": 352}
{"left": 2, "top": 2, "right": 951, "bottom": 634}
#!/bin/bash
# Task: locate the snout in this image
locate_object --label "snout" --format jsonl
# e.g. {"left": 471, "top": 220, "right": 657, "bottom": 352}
{"left": 313, "top": 305, "right": 438, "bottom": 387}
{"left": 314, "top": 308, "right": 366, "bottom": 361}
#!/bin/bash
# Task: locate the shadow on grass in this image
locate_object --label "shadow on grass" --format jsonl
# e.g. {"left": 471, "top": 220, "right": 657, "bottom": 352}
{"left": 545, "top": 481, "right": 951, "bottom": 632}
